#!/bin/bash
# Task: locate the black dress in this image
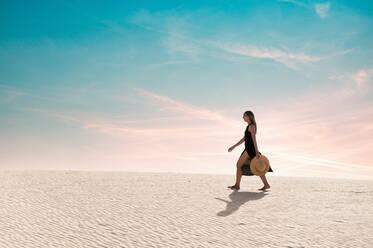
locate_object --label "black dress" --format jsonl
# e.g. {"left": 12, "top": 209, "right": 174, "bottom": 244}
{"left": 241, "top": 124, "right": 273, "bottom": 176}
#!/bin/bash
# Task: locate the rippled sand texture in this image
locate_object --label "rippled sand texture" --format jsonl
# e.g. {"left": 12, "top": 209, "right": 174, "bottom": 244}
{"left": 1, "top": 170, "right": 373, "bottom": 248}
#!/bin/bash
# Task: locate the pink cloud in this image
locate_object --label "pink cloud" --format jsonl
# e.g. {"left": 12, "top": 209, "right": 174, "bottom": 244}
{"left": 9, "top": 80, "right": 373, "bottom": 179}
{"left": 133, "top": 87, "right": 240, "bottom": 126}
{"left": 256, "top": 73, "right": 373, "bottom": 168}
{"left": 329, "top": 68, "right": 373, "bottom": 97}
{"left": 84, "top": 84, "right": 373, "bottom": 178}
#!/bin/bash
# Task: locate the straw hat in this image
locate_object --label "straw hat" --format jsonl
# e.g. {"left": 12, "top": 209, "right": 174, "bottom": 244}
{"left": 250, "top": 154, "right": 270, "bottom": 176}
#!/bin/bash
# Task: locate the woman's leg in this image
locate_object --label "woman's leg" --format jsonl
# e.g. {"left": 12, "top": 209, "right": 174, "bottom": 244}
{"left": 228, "top": 150, "right": 250, "bottom": 190}
{"left": 259, "top": 174, "right": 271, "bottom": 190}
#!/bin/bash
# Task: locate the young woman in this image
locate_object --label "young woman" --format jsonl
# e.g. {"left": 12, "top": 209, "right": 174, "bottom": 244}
{"left": 227, "top": 110, "right": 272, "bottom": 191}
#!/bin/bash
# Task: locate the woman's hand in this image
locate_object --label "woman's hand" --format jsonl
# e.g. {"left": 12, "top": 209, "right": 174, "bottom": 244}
{"left": 255, "top": 153, "right": 261, "bottom": 159}
{"left": 228, "top": 146, "right": 235, "bottom": 152}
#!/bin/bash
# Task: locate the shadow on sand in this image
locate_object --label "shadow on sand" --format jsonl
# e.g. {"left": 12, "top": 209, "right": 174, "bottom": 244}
{"left": 215, "top": 190, "right": 269, "bottom": 217}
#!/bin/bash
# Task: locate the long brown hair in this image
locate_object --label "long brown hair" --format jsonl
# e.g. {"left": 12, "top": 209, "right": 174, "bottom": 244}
{"left": 244, "top": 110, "right": 257, "bottom": 134}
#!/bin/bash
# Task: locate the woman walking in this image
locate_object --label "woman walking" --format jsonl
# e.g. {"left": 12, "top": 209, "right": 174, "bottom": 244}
{"left": 227, "top": 110, "right": 272, "bottom": 191}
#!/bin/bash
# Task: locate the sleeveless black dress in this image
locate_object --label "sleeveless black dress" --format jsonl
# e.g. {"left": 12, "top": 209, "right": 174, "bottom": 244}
{"left": 244, "top": 124, "right": 257, "bottom": 158}
{"left": 241, "top": 124, "right": 273, "bottom": 176}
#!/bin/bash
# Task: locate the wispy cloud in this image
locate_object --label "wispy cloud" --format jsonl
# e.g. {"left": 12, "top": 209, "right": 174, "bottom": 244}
{"left": 353, "top": 68, "right": 373, "bottom": 92}
{"left": 314, "top": 2, "right": 331, "bottom": 18}
{"left": 0, "top": 89, "right": 27, "bottom": 104}
{"left": 127, "top": 9, "right": 336, "bottom": 70}
{"left": 278, "top": 0, "right": 307, "bottom": 7}
{"left": 257, "top": 71, "right": 373, "bottom": 169}
{"left": 0, "top": 84, "right": 55, "bottom": 104}
{"left": 100, "top": 19, "right": 131, "bottom": 35}
{"left": 127, "top": 9, "right": 204, "bottom": 63}
{"left": 279, "top": 0, "right": 332, "bottom": 19}
{"left": 163, "top": 32, "right": 201, "bottom": 59}
{"left": 145, "top": 60, "right": 194, "bottom": 69}
{"left": 329, "top": 68, "right": 373, "bottom": 97}
{"left": 17, "top": 86, "right": 242, "bottom": 140}
{"left": 133, "top": 88, "right": 239, "bottom": 126}
{"left": 18, "top": 107, "right": 89, "bottom": 126}
{"left": 211, "top": 42, "right": 320, "bottom": 70}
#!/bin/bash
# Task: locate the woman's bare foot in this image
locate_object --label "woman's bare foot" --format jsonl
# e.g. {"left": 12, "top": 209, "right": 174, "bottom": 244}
{"left": 258, "top": 184, "right": 270, "bottom": 191}
{"left": 227, "top": 184, "right": 240, "bottom": 190}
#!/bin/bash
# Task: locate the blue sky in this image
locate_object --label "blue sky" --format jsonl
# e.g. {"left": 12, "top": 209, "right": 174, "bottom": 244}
{"left": 1, "top": 0, "right": 373, "bottom": 179}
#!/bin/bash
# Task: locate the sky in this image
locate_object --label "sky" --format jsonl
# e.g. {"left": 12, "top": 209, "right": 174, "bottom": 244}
{"left": 1, "top": 0, "right": 373, "bottom": 180}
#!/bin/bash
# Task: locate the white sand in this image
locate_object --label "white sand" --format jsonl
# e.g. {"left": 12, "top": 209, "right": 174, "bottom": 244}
{"left": 1, "top": 170, "right": 373, "bottom": 248}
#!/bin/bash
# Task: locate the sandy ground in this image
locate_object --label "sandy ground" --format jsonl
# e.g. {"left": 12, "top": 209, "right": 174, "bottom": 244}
{"left": 1, "top": 170, "right": 373, "bottom": 248}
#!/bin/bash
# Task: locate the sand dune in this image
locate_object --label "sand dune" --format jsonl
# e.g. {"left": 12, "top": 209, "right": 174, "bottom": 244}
{"left": 1, "top": 170, "right": 372, "bottom": 247}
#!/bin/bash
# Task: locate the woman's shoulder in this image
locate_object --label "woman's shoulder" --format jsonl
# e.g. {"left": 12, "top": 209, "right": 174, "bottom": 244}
{"left": 248, "top": 124, "right": 256, "bottom": 132}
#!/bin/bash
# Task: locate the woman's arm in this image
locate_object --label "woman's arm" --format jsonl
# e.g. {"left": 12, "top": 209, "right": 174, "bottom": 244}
{"left": 249, "top": 126, "right": 259, "bottom": 155}
{"left": 233, "top": 137, "right": 244, "bottom": 148}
